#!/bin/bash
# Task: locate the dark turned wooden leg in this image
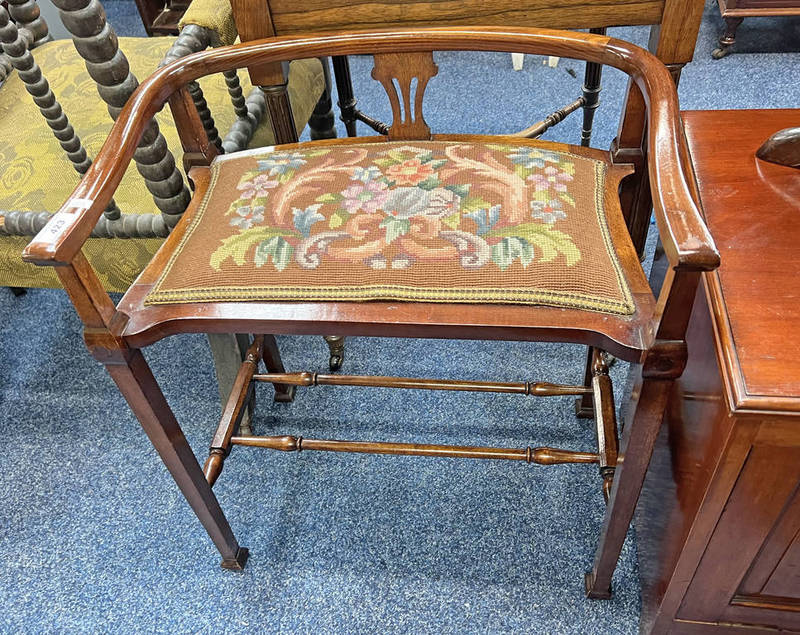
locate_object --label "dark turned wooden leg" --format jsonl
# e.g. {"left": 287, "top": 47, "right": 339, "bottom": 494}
{"left": 580, "top": 28, "right": 605, "bottom": 147}
{"left": 262, "top": 334, "right": 295, "bottom": 403}
{"left": 105, "top": 349, "right": 248, "bottom": 570}
{"left": 10, "top": 286, "right": 27, "bottom": 296}
{"left": 324, "top": 335, "right": 345, "bottom": 371}
{"left": 331, "top": 55, "right": 358, "bottom": 137}
{"left": 309, "top": 58, "right": 337, "bottom": 140}
{"left": 585, "top": 370, "right": 670, "bottom": 598}
{"left": 713, "top": 17, "right": 744, "bottom": 59}
{"left": 575, "top": 346, "right": 596, "bottom": 418}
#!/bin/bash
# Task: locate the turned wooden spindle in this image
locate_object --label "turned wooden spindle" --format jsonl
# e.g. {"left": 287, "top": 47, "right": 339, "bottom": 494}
{"left": 0, "top": 52, "right": 13, "bottom": 83}
{"left": 6, "top": 0, "right": 50, "bottom": 47}
{"left": 0, "top": 8, "right": 123, "bottom": 222}
{"left": 0, "top": 208, "right": 169, "bottom": 237}
{"left": 203, "top": 337, "right": 265, "bottom": 486}
{"left": 160, "top": 25, "right": 222, "bottom": 153}
{"left": 230, "top": 434, "right": 600, "bottom": 465}
{"left": 590, "top": 350, "right": 618, "bottom": 502}
{"left": 52, "top": 0, "right": 190, "bottom": 227}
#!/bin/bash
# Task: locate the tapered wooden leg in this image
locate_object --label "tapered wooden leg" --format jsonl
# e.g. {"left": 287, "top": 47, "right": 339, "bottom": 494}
{"left": 585, "top": 371, "right": 670, "bottom": 598}
{"left": 262, "top": 334, "right": 295, "bottom": 402}
{"left": 105, "top": 348, "right": 248, "bottom": 570}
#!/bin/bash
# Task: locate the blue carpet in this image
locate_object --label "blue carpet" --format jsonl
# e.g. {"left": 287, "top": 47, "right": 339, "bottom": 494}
{"left": 2, "top": 1, "right": 799, "bottom": 632}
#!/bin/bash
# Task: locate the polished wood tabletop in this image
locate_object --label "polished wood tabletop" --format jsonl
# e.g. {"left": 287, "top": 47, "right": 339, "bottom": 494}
{"left": 683, "top": 109, "right": 800, "bottom": 409}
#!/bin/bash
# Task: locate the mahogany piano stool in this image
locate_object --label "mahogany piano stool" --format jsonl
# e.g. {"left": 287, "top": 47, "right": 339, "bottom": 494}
{"left": 637, "top": 109, "right": 800, "bottom": 633}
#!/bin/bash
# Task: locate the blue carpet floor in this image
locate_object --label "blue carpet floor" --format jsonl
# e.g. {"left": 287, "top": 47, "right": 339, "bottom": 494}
{"left": 1, "top": 2, "right": 799, "bottom": 632}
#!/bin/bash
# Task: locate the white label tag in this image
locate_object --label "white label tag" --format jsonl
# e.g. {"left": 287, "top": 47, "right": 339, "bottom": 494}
{"left": 67, "top": 197, "right": 93, "bottom": 209}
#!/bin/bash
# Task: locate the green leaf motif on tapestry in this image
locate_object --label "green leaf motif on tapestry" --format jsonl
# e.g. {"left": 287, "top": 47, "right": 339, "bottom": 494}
{"left": 372, "top": 157, "right": 396, "bottom": 168}
{"left": 560, "top": 162, "right": 576, "bottom": 176}
{"left": 329, "top": 209, "right": 350, "bottom": 229}
{"left": 486, "top": 144, "right": 514, "bottom": 152}
{"left": 461, "top": 195, "right": 492, "bottom": 214}
{"left": 445, "top": 183, "right": 470, "bottom": 198}
{"left": 491, "top": 237, "right": 534, "bottom": 271}
{"left": 304, "top": 149, "right": 333, "bottom": 157}
{"left": 417, "top": 176, "right": 440, "bottom": 191}
{"left": 442, "top": 212, "right": 460, "bottom": 229}
{"left": 427, "top": 159, "right": 448, "bottom": 170}
{"left": 210, "top": 227, "right": 298, "bottom": 270}
{"left": 379, "top": 216, "right": 410, "bottom": 244}
{"left": 277, "top": 170, "right": 296, "bottom": 184}
{"left": 487, "top": 223, "right": 581, "bottom": 266}
{"left": 316, "top": 192, "right": 343, "bottom": 204}
{"left": 387, "top": 149, "right": 410, "bottom": 162}
{"left": 254, "top": 236, "right": 294, "bottom": 271}
{"left": 558, "top": 192, "right": 576, "bottom": 207}
{"left": 514, "top": 165, "right": 533, "bottom": 180}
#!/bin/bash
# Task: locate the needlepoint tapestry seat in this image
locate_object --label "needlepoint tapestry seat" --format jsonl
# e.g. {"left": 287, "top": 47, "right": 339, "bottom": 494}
{"left": 146, "top": 138, "right": 637, "bottom": 315}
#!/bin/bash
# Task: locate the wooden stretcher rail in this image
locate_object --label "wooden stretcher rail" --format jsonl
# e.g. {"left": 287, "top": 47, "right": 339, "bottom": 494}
{"left": 229, "top": 435, "right": 600, "bottom": 463}
{"left": 252, "top": 372, "right": 593, "bottom": 395}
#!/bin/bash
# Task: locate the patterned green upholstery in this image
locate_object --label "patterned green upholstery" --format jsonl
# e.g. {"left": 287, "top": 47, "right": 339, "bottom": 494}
{"left": 0, "top": 37, "right": 324, "bottom": 291}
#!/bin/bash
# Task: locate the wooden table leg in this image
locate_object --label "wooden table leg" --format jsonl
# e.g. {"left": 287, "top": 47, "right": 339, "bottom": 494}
{"left": 585, "top": 371, "right": 670, "bottom": 598}
{"left": 106, "top": 348, "right": 248, "bottom": 570}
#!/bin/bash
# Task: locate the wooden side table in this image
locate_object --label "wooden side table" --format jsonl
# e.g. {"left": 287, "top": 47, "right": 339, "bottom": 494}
{"left": 637, "top": 109, "right": 800, "bottom": 633}
{"left": 712, "top": 0, "right": 800, "bottom": 58}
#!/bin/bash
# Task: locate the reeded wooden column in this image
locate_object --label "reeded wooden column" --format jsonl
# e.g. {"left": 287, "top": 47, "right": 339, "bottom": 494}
{"left": 52, "top": 0, "right": 190, "bottom": 227}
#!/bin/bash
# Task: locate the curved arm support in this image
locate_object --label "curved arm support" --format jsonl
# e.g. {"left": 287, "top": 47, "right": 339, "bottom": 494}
{"left": 23, "top": 27, "right": 718, "bottom": 273}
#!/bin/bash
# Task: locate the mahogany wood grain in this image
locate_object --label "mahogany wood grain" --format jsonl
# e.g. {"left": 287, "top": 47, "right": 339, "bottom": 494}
{"left": 20, "top": 28, "right": 719, "bottom": 587}
{"left": 684, "top": 109, "right": 800, "bottom": 405}
{"left": 637, "top": 109, "right": 800, "bottom": 634}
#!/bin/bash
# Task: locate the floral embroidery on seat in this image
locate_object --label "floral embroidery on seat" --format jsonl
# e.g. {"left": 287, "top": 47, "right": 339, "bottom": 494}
{"left": 210, "top": 143, "right": 583, "bottom": 274}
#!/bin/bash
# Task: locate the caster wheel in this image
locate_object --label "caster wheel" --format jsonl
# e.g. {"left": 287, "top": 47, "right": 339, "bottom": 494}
{"left": 329, "top": 353, "right": 344, "bottom": 371}
{"left": 711, "top": 47, "right": 730, "bottom": 59}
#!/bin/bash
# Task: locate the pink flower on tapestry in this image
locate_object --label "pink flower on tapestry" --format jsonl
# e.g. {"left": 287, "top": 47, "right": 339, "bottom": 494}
{"left": 237, "top": 174, "right": 278, "bottom": 200}
{"left": 528, "top": 166, "right": 573, "bottom": 192}
{"left": 385, "top": 159, "right": 435, "bottom": 186}
{"left": 341, "top": 180, "right": 389, "bottom": 213}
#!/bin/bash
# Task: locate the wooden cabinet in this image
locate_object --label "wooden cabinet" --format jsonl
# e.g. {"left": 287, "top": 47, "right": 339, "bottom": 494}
{"left": 712, "top": 0, "right": 800, "bottom": 58}
{"left": 636, "top": 109, "right": 800, "bottom": 633}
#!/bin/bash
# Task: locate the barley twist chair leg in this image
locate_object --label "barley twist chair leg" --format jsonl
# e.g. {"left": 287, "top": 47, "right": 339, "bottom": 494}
{"left": 585, "top": 372, "right": 671, "bottom": 598}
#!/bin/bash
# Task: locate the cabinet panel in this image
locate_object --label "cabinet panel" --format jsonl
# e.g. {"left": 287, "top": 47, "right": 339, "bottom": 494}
{"left": 678, "top": 444, "right": 800, "bottom": 628}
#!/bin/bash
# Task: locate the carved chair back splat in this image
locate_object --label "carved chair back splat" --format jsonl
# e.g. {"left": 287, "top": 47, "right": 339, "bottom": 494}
{"left": 23, "top": 27, "right": 719, "bottom": 599}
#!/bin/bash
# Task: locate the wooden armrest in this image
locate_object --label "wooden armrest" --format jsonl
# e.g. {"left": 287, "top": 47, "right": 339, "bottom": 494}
{"left": 604, "top": 39, "right": 719, "bottom": 271}
{"left": 23, "top": 27, "right": 718, "bottom": 271}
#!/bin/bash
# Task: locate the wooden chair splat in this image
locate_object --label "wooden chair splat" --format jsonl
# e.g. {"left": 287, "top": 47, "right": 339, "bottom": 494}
{"left": 371, "top": 51, "right": 438, "bottom": 141}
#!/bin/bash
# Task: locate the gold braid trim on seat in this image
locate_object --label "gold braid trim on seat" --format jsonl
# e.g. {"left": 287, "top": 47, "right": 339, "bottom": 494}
{"left": 146, "top": 140, "right": 635, "bottom": 315}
